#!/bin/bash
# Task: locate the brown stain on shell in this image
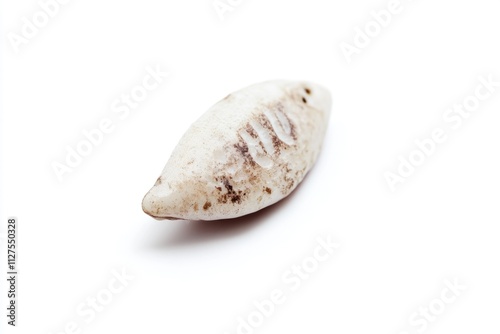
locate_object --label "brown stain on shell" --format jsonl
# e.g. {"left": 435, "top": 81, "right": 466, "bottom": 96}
{"left": 216, "top": 177, "right": 243, "bottom": 204}
{"left": 211, "top": 100, "right": 302, "bottom": 206}
{"left": 234, "top": 141, "right": 256, "bottom": 167}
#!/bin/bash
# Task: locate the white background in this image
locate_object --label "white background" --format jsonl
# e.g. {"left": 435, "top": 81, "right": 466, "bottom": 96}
{"left": 1, "top": 0, "right": 500, "bottom": 333}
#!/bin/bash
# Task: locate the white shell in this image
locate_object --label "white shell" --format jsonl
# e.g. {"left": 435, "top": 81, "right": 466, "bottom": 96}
{"left": 142, "top": 80, "right": 331, "bottom": 220}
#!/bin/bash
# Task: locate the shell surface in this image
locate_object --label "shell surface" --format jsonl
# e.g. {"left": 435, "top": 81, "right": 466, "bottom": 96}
{"left": 142, "top": 80, "right": 331, "bottom": 220}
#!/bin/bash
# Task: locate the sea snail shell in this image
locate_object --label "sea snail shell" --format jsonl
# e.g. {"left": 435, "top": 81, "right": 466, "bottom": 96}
{"left": 142, "top": 80, "right": 331, "bottom": 220}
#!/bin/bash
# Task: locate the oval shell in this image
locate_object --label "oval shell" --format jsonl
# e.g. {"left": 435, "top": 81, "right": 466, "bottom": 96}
{"left": 142, "top": 80, "right": 331, "bottom": 220}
